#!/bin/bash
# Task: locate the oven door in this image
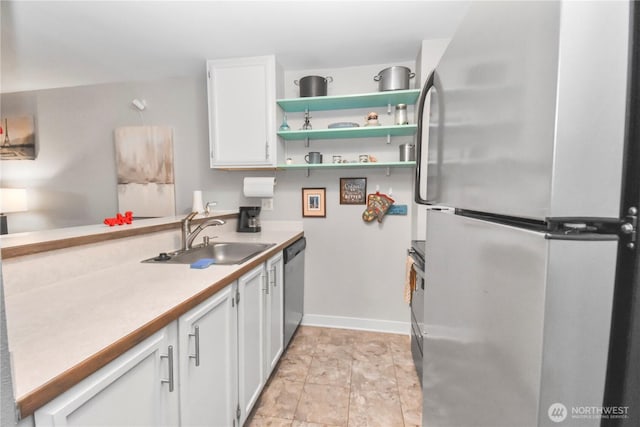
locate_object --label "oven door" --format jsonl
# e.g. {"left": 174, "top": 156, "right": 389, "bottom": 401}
{"left": 410, "top": 261, "right": 425, "bottom": 385}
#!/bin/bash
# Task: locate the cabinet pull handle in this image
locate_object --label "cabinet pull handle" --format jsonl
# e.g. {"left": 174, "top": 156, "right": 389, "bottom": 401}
{"left": 161, "top": 345, "right": 175, "bottom": 392}
{"left": 270, "top": 267, "right": 277, "bottom": 287}
{"left": 189, "top": 325, "right": 201, "bottom": 367}
{"left": 263, "top": 273, "right": 269, "bottom": 295}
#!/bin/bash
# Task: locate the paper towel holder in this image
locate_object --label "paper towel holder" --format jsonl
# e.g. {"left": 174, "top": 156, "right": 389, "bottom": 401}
{"left": 243, "top": 177, "right": 276, "bottom": 198}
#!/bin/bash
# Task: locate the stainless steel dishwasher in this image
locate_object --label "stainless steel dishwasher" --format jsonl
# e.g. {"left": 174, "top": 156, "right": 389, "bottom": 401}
{"left": 283, "top": 237, "right": 305, "bottom": 348}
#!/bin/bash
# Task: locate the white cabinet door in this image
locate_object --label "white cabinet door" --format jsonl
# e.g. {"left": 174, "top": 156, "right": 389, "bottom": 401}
{"left": 237, "top": 264, "right": 266, "bottom": 425}
{"left": 265, "top": 252, "right": 284, "bottom": 378}
{"left": 34, "top": 325, "right": 179, "bottom": 427}
{"left": 178, "top": 283, "right": 238, "bottom": 427}
{"left": 207, "top": 55, "right": 277, "bottom": 168}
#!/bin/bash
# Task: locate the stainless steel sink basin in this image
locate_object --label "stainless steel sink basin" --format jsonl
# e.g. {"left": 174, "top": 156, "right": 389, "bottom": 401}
{"left": 142, "top": 242, "right": 275, "bottom": 265}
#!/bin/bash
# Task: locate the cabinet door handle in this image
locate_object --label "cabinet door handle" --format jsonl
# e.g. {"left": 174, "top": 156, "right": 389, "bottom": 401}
{"left": 189, "top": 325, "right": 200, "bottom": 367}
{"left": 270, "top": 267, "right": 277, "bottom": 287}
{"left": 161, "top": 345, "right": 175, "bottom": 392}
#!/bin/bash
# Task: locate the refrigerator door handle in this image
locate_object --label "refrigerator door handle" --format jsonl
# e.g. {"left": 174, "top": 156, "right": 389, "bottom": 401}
{"left": 414, "top": 70, "right": 444, "bottom": 205}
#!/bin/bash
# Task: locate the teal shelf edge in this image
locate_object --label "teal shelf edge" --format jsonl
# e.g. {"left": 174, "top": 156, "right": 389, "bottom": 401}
{"left": 278, "top": 124, "right": 417, "bottom": 140}
{"left": 277, "top": 161, "right": 416, "bottom": 170}
{"left": 277, "top": 89, "right": 421, "bottom": 112}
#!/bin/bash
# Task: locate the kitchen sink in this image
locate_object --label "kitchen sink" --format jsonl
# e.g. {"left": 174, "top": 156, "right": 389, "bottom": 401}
{"left": 142, "top": 242, "right": 276, "bottom": 265}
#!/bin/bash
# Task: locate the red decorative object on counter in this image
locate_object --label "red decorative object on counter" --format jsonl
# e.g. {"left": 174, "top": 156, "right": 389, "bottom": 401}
{"left": 104, "top": 211, "right": 133, "bottom": 226}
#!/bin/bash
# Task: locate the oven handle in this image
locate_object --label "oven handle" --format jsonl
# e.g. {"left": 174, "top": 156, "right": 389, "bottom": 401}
{"left": 413, "top": 266, "right": 425, "bottom": 287}
{"left": 410, "top": 260, "right": 425, "bottom": 290}
{"left": 409, "top": 256, "right": 425, "bottom": 275}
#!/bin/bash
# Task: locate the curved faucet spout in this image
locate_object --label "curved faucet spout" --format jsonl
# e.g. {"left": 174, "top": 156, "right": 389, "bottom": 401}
{"left": 182, "top": 213, "right": 226, "bottom": 250}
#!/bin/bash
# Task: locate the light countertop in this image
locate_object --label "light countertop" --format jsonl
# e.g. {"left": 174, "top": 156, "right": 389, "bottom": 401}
{"left": 0, "top": 211, "right": 239, "bottom": 255}
{"left": 2, "top": 219, "right": 303, "bottom": 417}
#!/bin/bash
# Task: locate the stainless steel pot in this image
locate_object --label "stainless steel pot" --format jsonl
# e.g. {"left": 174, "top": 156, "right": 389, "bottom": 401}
{"left": 399, "top": 143, "right": 416, "bottom": 161}
{"left": 294, "top": 75, "right": 333, "bottom": 97}
{"left": 373, "top": 66, "right": 415, "bottom": 91}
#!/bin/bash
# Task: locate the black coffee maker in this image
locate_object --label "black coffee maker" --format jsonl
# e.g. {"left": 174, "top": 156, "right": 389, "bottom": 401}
{"left": 237, "top": 206, "right": 261, "bottom": 232}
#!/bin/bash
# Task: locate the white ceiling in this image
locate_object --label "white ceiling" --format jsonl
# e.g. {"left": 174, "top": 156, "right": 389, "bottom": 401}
{"left": 0, "top": 1, "right": 468, "bottom": 93}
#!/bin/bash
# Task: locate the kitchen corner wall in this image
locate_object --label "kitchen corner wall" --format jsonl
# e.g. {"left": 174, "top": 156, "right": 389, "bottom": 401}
{"left": 264, "top": 167, "right": 413, "bottom": 332}
{"left": 265, "top": 62, "right": 416, "bottom": 331}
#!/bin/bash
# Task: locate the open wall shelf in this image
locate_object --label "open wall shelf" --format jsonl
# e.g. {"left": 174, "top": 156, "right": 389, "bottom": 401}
{"left": 278, "top": 161, "right": 415, "bottom": 170}
{"left": 277, "top": 124, "right": 417, "bottom": 141}
{"left": 277, "top": 89, "right": 421, "bottom": 112}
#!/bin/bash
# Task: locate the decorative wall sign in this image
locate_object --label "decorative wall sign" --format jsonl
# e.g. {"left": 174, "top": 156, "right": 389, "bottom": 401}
{"left": 0, "top": 116, "right": 36, "bottom": 160}
{"left": 340, "top": 177, "right": 367, "bottom": 205}
{"left": 302, "top": 187, "right": 326, "bottom": 218}
{"left": 115, "top": 126, "right": 176, "bottom": 217}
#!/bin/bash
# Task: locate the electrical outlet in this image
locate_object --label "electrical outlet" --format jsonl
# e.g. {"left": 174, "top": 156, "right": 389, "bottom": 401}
{"left": 261, "top": 198, "right": 274, "bottom": 211}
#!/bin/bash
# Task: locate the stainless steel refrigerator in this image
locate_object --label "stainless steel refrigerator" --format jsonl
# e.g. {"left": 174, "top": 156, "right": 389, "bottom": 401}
{"left": 414, "top": 2, "right": 636, "bottom": 426}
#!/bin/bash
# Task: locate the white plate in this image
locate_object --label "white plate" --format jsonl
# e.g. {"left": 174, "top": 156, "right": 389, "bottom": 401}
{"left": 328, "top": 122, "right": 360, "bottom": 129}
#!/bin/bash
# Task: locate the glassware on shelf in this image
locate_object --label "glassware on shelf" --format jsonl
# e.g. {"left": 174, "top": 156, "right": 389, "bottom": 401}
{"left": 395, "top": 104, "right": 408, "bottom": 125}
{"left": 301, "top": 111, "right": 312, "bottom": 130}
{"left": 279, "top": 114, "right": 290, "bottom": 131}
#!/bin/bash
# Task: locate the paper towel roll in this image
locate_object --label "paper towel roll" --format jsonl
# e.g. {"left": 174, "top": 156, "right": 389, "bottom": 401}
{"left": 192, "top": 190, "right": 204, "bottom": 213}
{"left": 243, "top": 177, "right": 275, "bottom": 198}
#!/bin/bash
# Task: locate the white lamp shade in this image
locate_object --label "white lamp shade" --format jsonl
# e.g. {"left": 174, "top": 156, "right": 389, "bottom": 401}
{"left": 0, "top": 188, "right": 28, "bottom": 213}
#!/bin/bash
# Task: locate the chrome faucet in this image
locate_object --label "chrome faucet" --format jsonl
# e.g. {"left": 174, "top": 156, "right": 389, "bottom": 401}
{"left": 181, "top": 212, "right": 226, "bottom": 250}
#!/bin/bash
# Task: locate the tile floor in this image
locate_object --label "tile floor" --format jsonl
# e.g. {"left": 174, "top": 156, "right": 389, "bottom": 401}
{"left": 246, "top": 326, "right": 422, "bottom": 427}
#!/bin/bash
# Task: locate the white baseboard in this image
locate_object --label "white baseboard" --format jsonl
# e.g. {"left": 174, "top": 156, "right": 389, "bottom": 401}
{"left": 301, "top": 314, "right": 410, "bottom": 335}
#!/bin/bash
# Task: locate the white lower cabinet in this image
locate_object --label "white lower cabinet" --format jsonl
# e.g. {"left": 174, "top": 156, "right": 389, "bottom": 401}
{"left": 178, "top": 284, "right": 237, "bottom": 427}
{"left": 265, "top": 252, "right": 284, "bottom": 378}
{"left": 34, "top": 324, "right": 179, "bottom": 427}
{"left": 32, "top": 252, "right": 286, "bottom": 427}
{"left": 237, "top": 264, "right": 266, "bottom": 426}
{"left": 236, "top": 252, "right": 285, "bottom": 426}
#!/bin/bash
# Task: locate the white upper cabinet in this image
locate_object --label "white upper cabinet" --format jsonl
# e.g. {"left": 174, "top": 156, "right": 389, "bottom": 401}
{"left": 207, "top": 55, "right": 283, "bottom": 168}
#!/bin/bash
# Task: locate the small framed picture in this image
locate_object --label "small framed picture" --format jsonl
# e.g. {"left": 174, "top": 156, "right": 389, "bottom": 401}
{"left": 1, "top": 116, "right": 37, "bottom": 160}
{"left": 302, "top": 188, "right": 326, "bottom": 218}
{"left": 339, "top": 177, "right": 367, "bottom": 205}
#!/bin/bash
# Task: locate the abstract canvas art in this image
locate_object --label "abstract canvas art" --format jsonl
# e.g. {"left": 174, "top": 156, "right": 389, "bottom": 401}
{"left": 1, "top": 116, "right": 36, "bottom": 160}
{"left": 114, "top": 126, "right": 176, "bottom": 217}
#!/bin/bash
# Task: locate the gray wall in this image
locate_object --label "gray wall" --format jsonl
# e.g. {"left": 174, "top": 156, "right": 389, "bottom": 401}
{"left": 0, "top": 75, "right": 222, "bottom": 231}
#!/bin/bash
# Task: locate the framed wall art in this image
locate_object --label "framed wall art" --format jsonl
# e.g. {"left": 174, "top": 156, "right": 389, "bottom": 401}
{"left": 1, "top": 116, "right": 36, "bottom": 160}
{"left": 115, "top": 126, "right": 176, "bottom": 217}
{"left": 339, "top": 177, "right": 367, "bottom": 205}
{"left": 302, "top": 187, "right": 326, "bottom": 218}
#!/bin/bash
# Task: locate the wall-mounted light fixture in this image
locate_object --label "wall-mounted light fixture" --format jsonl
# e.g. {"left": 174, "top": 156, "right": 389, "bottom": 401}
{"left": 0, "top": 188, "right": 28, "bottom": 234}
{"left": 131, "top": 99, "right": 146, "bottom": 111}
